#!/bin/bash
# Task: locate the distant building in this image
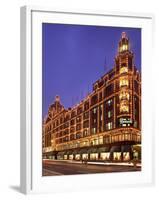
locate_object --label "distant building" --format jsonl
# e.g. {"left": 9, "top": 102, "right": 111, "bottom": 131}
{"left": 43, "top": 32, "right": 141, "bottom": 162}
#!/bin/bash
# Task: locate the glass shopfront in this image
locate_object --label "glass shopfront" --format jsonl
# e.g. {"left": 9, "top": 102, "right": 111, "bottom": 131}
{"left": 90, "top": 153, "right": 98, "bottom": 160}
{"left": 69, "top": 154, "right": 74, "bottom": 160}
{"left": 113, "top": 152, "right": 121, "bottom": 161}
{"left": 100, "top": 152, "right": 110, "bottom": 160}
{"left": 64, "top": 155, "right": 68, "bottom": 160}
{"left": 133, "top": 151, "right": 139, "bottom": 159}
{"left": 82, "top": 153, "right": 88, "bottom": 159}
{"left": 132, "top": 145, "right": 141, "bottom": 160}
{"left": 49, "top": 155, "right": 53, "bottom": 159}
{"left": 123, "top": 152, "right": 130, "bottom": 161}
{"left": 57, "top": 155, "right": 63, "bottom": 160}
{"left": 75, "top": 154, "right": 81, "bottom": 160}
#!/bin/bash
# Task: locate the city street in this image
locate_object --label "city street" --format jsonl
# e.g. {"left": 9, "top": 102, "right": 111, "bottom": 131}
{"left": 42, "top": 160, "right": 141, "bottom": 176}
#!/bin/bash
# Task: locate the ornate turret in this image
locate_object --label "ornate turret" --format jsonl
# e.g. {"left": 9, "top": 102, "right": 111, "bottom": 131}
{"left": 47, "top": 95, "right": 64, "bottom": 119}
{"left": 118, "top": 32, "right": 129, "bottom": 53}
{"left": 115, "top": 32, "right": 134, "bottom": 73}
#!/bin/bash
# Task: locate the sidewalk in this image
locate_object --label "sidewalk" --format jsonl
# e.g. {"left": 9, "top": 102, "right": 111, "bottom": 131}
{"left": 44, "top": 159, "right": 141, "bottom": 167}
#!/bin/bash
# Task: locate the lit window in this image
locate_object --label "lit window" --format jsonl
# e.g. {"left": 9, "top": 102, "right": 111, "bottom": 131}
{"left": 113, "top": 152, "right": 121, "bottom": 161}
{"left": 92, "top": 127, "right": 96, "bottom": 134}
{"left": 108, "top": 111, "right": 112, "bottom": 118}
{"left": 107, "top": 122, "right": 113, "bottom": 130}
{"left": 120, "top": 101, "right": 129, "bottom": 113}
{"left": 119, "top": 91, "right": 130, "bottom": 100}
{"left": 90, "top": 153, "right": 98, "bottom": 160}
{"left": 99, "top": 136, "right": 103, "bottom": 144}
{"left": 100, "top": 152, "right": 110, "bottom": 160}
{"left": 107, "top": 99, "right": 112, "bottom": 106}
{"left": 105, "top": 136, "right": 110, "bottom": 143}
{"left": 83, "top": 129, "right": 88, "bottom": 136}
{"left": 120, "top": 66, "right": 128, "bottom": 74}
{"left": 120, "top": 78, "right": 129, "bottom": 87}
{"left": 134, "top": 121, "right": 138, "bottom": 128}
{"left": 120, "top": 44, "right": 128, "bottom": 52}
{"left": 93, "top": 108, "right": 97, "bottom": 114}
{"left": 123, "top": 152, "right": 130, "bottom": 161}
{"left": 94, "top": 139, "right": 98, "bottom": 145}
{"left": 83, "top": 141, "right": 89, "bottom": 146}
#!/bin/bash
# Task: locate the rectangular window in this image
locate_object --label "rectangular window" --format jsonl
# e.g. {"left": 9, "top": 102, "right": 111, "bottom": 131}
{"left": 76, "top": 116, "right": 81, "bottom": 123}
{"left": 100, "top": 153, "right": 110, "bottom": 160}
{"left": 123, "top": 152, "right": 130, "bottom": 161}
{"left": 113, "top": 152, "right": 121, "bottom": 161}
{"left": 70, "top": 119, "right": 75, "bottom": 125}
{"left": 83, "top": 120, "right": 89, "bottom": 128}
{"left": 108, "top": 111, "right": 112, "bottom": 118}
{"left": 76, "top": 132, "right": 81, "bottom": 139}
{"left": 99, "top": 136, "right": 103, "bottom": 144}
{"left": 83, "top": 111, "right": 89, "bottom": 119}
{"left": 119, "top": 91, "right": 130, "bottom": 100}
{"left": 83, "top": 129, "right": 88, "bottom": 137}
{"left": 84, "top": 102, "right": 89, "bottom": 110}
{"left": 107, "top": 122, "right": 113, "bottom": 130}
{"left": 120, "top": 101, "right": 129, "bottom": 113}
{"left": 90, "top": 153, "right": 98, "bottom": 160}
{"left": 134, "top": 120, "right": 138, "bottom": 128}
{"left": 76, "top": 124, "right": 81, "bottom": 131}
{"left": 119, "top": 78, "right": 129, "bottom": 87}
{"left": 92, "top": 127, "right": 96, "bottom": 134}
{"left": 105, "top": 84, "right": 114, "bottom": 96}
{"left": 91, "top": 94, "right": 98, "bottom": 105}
{"left": 107, "top": 99, "right": 112, "bottom": 106}
{"left": 105, "top": 136, "right": 110, "bottom": 143}
{"left": 120, "top": 66, "right": 128, "bottom": 74}
{"left": 77, "top": 107, "right": 83, "bottom": 115}
{"left": 93, "top": 107, "right": 97, "bottom": 114}
{"left": 99, "top": 92, "right": 103, "bottom": 101}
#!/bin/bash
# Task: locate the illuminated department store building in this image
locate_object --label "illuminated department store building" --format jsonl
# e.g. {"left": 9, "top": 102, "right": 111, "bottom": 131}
{"left": 43, "top": 32, "right": 141, "bottom": 162}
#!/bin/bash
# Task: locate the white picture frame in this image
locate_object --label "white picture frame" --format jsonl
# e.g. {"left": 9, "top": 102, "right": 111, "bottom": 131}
{"left": 20, "top": 6, "right": 154, "bottom": 194}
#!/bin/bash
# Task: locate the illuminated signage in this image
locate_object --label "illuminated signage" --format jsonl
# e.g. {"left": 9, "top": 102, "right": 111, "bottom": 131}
{"left": 120, "top": 118, "right": 132, "bottom": 124}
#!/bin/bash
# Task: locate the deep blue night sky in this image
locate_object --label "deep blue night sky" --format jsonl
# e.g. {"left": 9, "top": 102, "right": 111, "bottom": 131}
{"left": 42, "top": 23, "right": 141, "bottom": 118}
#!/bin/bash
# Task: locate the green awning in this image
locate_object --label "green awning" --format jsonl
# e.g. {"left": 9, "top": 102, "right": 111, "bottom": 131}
{"left": 79, "top": 148, "right": 88, "bottom": 154}
{"left": 98, "top": 146, "right": 110, "bottom": 153}
{"left": 57, "top": 151, "right": 65, "bottom": 155}
{"left": 110, "top": 146, "right": 121, "bottom": 152}
{"left": 66, "top": 150, "right": 73, "bottom": 155}
{"left": 121, "top": 145, "right": 132, "bottom": 152}
{"left": 87, "top": 148, "right": 98, "bottom": 153}
{"left": 72, "top": 150, "right": 79, "bottom": 155}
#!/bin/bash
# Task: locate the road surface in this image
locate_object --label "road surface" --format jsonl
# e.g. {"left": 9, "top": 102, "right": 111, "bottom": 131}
{"left": 42, "top": 160, "right": 141, "bottom": 176}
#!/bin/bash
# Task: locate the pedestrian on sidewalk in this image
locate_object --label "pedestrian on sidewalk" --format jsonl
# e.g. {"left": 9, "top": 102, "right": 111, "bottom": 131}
{"left": 84, "top": 158, "right": 88, "bottom": 166}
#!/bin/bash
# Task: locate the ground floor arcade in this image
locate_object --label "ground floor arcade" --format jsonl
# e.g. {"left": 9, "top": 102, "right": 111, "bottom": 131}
{"left": 43, "top": 144, "right": 141, "bottom": 162}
